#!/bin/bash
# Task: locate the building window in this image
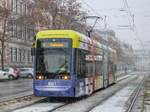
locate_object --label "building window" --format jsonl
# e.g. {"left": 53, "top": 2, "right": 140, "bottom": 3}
{"left": 28, "top": 50, "right": 30, "bottom": 63}
{"left": 20, "top": 2, "right": 22, "bottom": 15}
{"left": 13, "top": 21, "right": 15, "bottom": 37}
{"left": 26, "top": 26, "right": 28, "bottom": 40}
{"left": 13, "top": 0, "right": 16, "bottom": 12}
{"left": 19, "top": 49, "right": 21, "bottom": 62}
{"left": 15, "top": 24, "right": 17, "bottom": 38}
{"left": 14, "top": 48, "right": 17, "bottom": 62}
{"left": 23, "top": 49, "right": 26, "bottom": 62}
{"left": 20, "top": 24, "right": 22, "bottom": 39}
{"left": 10, "top": 20, "right": 15, "bottom": 38}
{"left": 22, "top": 49, "right": 24, "bottom": 62}
{"left": 16, "top": 48, "right": 17, "bottom": 61}
{"left": 12, "top": 22, "right": 17, "bottom": 38}
{"left": 11, "top": 0, "right": 13, "bottom": 11}
{"left": 16, "top": 0, "right": 18, "bottom": 14}
{"left": 24, "top": 26, "right": 26, "bottom": 40}
{"left": 10, "top": 47, "right": 13, "bottom": 62}
{"left": 27, "top": 28, "right": 30, "bottom": 41}
{"left": 17, "top": 24, "right": 20, "bottom": 39}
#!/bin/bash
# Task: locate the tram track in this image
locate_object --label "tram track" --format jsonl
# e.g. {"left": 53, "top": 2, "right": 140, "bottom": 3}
{"left": 0, "top": 89, "right": 33, "bottom": 103}
{"left": 0, "top": 95, "right": 46, "bottom": 112}
{"left": 85, "top": 75, "right": 139, "bottom": 112}
{"left": 125, "top": 76, "right": 147, "bottom": 112}
{"left": 142, "top": 74, "right": 150, "bottom": 112}
{"left": 48, "top": 74, "right": 133, "bottom": 112}
{"left": 87, "top": 75, "right": 147, "bottom": 112}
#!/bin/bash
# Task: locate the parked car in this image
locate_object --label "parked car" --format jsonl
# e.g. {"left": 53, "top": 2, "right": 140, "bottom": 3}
{"left": 3, "top": 67, "right": 19, "bottom": 80}
{"left": 0, "top": 70, "right": 9, "bottom": 80}
{"left": 19, "top": 68, "right": 34, "bottom": 78}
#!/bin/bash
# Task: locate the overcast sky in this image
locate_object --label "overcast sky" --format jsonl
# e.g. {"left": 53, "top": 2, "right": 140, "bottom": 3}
{"left": 79, "top": 0, "right": 150, "bottom": 49}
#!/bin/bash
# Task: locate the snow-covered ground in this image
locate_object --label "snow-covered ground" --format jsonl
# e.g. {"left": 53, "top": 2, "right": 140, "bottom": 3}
{"left": 117, "top": 75, "right": 131, "bottom": 81}
{"left": 13, "top": 103, "right": 65, "bottom": 112}
{"left": 90, "top": 85, "right": 137, "bottom": 112}
{"left": 130, "top": 71, "right": 149, "bottom": 75}
{"left": 116, "top": 71, "right": 125, "bottom": 75}
{"left": 116, "top": 70, "right": 133, "bottom": 76}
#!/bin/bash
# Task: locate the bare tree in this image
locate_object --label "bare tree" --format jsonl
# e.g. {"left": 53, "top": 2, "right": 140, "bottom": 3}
{"left": 0, "top": 0, "right": 33, "bottom": 70}
{"left": 26, "top": 0, "right": 85, "bottom": 31}
{"left": 62, "top": 0, "right": 82, "bottom": 29}
{"left": 0, "top": 1, "right": 10, "bottom": 70}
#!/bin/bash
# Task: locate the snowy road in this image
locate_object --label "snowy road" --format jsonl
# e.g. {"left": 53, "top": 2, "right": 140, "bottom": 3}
{"left": 0, "top": 79, "right": 33, "bottom": 101}
{"left": 12, "top": 72, "right": 144, "bottom": 112}
{"left": 90, "top": 76, "right": 144, "bottom": 112}
{"left": 0, "top": 72, "right": 147, "bottom": 112}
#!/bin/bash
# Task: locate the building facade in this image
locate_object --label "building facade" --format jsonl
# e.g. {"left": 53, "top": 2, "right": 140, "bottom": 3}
{"left": 0, "top": 0, "right": 34, "bottom": 68}
{"left": 134, "top": 49, "right": 150, "bottom": 71}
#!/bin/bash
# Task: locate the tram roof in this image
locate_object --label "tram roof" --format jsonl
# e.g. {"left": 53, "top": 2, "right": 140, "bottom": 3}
{"left": 36, "top": 30, "right": 107, "bottom": 50}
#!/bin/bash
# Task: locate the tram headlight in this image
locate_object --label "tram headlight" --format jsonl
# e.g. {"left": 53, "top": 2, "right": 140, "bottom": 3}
{"left": 62, "top": 75, "right": 70, "bottom": 80}
{"left": 36, "top": 75, "right": 44, "bottom": 80}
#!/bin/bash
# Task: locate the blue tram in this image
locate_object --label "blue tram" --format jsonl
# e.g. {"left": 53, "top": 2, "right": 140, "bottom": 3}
{"left": 33, "top": 30, "right": 117, "bottom": 97}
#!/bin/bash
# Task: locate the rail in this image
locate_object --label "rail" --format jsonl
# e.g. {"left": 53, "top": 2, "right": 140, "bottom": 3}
{"left": 126, "top": 77, "right": 146, "bottom": 112}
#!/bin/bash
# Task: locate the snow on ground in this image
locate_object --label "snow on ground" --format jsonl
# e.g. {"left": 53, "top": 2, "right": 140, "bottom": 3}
{"left": 116, "top": 71, "right": 125, "bottom": 75}
{"left": 130, "top": 71, "right": 149, "bottom": 75}
{"left": 90, "top": 85, "right": 137, "bottom": 112}
{"left": 117, "top": 75, "right": 131, "bottom": 81}
{"left": 13, "top": 103, "right": 64, "bottom": 112}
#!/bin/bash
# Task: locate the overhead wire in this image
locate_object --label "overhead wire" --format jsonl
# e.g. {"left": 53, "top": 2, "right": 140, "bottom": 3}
{"left": 123, "top": 0, "right": 145, "bottom": 50}
{"left": 80, "top": 0, "right": 145, "bottom": 51}
{"left": 81, "top": 0, "right": 103, "bottom": 18}
{"left": 122, "top": 0, "right": 133, "bottom": 30}
{"left": 80, "top": 0, "right": 104, "bottom": 29}
{"left": 81, "top": 0, "right": 130, "bottom": 30}
{"left": 122, "top": 0, "right": 134, "bottom": 30}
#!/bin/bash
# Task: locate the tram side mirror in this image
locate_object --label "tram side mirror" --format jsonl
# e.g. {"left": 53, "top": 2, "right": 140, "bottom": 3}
{"left": 31, "top": 47, "right": 35, "bottom": 56}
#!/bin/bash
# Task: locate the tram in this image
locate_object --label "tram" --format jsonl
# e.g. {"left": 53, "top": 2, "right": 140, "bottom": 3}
{"left": 33, "top": 30, "right": 117, "bottom": 97}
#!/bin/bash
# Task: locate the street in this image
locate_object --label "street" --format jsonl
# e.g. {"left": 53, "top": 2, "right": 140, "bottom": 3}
{"left": 0, "top": 79, "right": 33, "bottom": 101}
{"left": 0, "top": 72, "right": 149, "bottom": 112}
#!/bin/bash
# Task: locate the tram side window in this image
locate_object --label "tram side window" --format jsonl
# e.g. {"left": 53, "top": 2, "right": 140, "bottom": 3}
{"left": 85, "top": 61, "right": 93, "bottom": 77}
{"left": 95, "top": 61, "right": 103, "bottom": 76}
{"left": 77, "top": 50, "right": 86, "bottom": 78}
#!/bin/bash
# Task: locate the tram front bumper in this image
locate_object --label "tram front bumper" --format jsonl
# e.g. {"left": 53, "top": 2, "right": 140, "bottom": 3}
{"left": 34, "top": 86, "right": 74, "bottom": 97}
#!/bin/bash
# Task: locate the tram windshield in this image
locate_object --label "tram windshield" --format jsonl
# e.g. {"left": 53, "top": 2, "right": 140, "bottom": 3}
{"left": 36, "top": 39, "right": 72, "bottom": 79}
